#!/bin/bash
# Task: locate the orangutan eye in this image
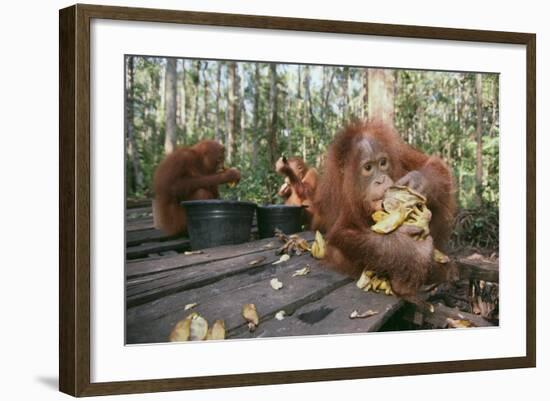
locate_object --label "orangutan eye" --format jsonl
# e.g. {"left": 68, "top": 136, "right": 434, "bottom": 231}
{"left": 363, "top": 163, "right": 373, "bottom": 175}
{"left": 379, "top": 158, "right": 388, "bottom": 168}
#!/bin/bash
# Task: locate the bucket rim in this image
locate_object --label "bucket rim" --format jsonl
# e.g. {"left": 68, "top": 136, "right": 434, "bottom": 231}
{"left": 181, "top": 199, "right": 257, "bottom": 207}
{"left": 257, "top": 204, "right": 304, "bottom": 210}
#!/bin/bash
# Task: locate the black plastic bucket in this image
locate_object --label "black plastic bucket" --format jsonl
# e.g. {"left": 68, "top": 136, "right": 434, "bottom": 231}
{"left": 256, "top": 205, "right": 304, "bottom": 239}
{"left": 181, "top": 200, "right": 256, "bottom": 250}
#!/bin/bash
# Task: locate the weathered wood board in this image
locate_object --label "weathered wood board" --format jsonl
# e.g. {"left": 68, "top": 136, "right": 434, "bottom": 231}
{"left": 126, "top": 238, "right": 191, "bottom": 260}
{"left": 234, "top": 283, "right": 403, "bottom": 339}
{"left": 126, "top": 252, "right": 357, "bottom": 344}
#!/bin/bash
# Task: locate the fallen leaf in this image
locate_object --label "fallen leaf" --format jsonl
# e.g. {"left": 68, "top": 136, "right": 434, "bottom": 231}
{"left": 292, "top": 266, "right": 311, "bottom": 277}
{"left": 270, "top": 278, "right": 284, "bottom": 290}
{"left": 311, "top": 231, "right": 326, "bottom": 259}
{"left": 184, "top": 303, "right": 198, "bottom": 311}
{"left": 275, "top": 310, "right": 286, "bottom": 320}
{"left": 169, "top": 312, "right": 209, "bottom": 342}
{"left": 184, "top": 250, "right": 204, "bottom": 256}
{"left": 356, "top": 269, "right": 373, "bottom": 289}
{"left": 206, "top": 320, "right": 226, "bottom": 340}
{"left": 433, "top": 248, "right": 450, "bottom": 264}
{"left": 466, "top": 253, "right": 484, "bottom": 261}
{"left": 277, "top": 231, "right": 311, "bottom": 255}
{"left": 272, "top": 254, "right": 290, "bottom": 265}
{"left": 169, "top": 318, "right": 191, "bottom": 342}
{"left": 248, "top": 256, "right": 267, "bottom": 266}
{"left": 242, "top": 303, "right": 259, "bottom": 331}
{"left": 446, "top": 317, "right": 475, "bottom": 328}
{"left": 189, "top": 313, "right": 209, "bottom": 341}
{"left": 349, "top": 309, "right": 379, "bottom": 319}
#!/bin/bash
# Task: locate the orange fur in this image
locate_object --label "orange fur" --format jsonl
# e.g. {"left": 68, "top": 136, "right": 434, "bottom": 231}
{"left": 152, "top": 140, "right": 240, "bottom": 235}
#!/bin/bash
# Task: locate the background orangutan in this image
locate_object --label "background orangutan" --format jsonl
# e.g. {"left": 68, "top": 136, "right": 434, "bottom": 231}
{"left": 275, "top": 156, "right": 319, "bottom": 223}
{"left": 314, "top": 121, "right": 456, "bottom": 297}
{"left": 152, "top": 140, "right": 240, "bottom": 235}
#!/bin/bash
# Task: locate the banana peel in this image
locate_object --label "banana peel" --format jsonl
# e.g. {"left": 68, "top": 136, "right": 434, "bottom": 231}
{"left": 356, "top": 268, "right": 393, "bottom": 295}
{"left": 433, "top": 248, "right": 450, "bottom": 264}
{"left": 371, "top": 186, "right": 430, "bottom": 237}
{"left": 169, "top": 312, "right": 209, "bottom": 342}
{"left": 242, "top": 303, "right": 260, "bottom": 331}
{"left": 311, "top": 231, "right": 326, "bottom": 259}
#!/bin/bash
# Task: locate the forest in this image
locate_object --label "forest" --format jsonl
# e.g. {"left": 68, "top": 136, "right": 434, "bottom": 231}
{"left": 125, "top": 56, "right": 499, "bottom": 250}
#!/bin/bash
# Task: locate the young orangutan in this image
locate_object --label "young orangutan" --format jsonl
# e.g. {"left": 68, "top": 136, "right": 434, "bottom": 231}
{"left": 152, "top": 140, "right": 240, "bottom": 235}
{"left": 275, "top": 156, "right": 319, "bottom": 225}
{"left": 313, "top": 120, "right": 456, "bottom": 297}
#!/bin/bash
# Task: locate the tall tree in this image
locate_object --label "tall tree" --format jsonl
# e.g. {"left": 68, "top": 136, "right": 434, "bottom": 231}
{"left": 475, "top": 73, "right": 484, "bottom": 206}
{"left": 226, "top": 61, "right": 237, "bottom": 163}
{"left": 268, "top": 63, "right": 279, "bottom": 168}
{"left": 239, "top": 66, "right": 247, "bottom": 161}
{"left": 215, "top": 62, "right": 222, "bottom": 142}
{"left": 232, "top": 63, "right": 242, "bottom": 157}
{"left": 125, "top": 56, "right": 144, "bottom": 192}
{"left": 251, "top": 64, "right": 261, "bottom": 167}
{"left": 368, "top": 68, "right": 395, "bottom": 126}
{"left": 164, "top": 58, "right": 177, "bottom": 154}
{"left": 362, "top": 69, "right": 369, "bottom": 120}
{"left": 202, "top": 61, "right": 209, "bottom": 129}
{"left": 192, "top": 61, "right": 202, "bottom": 137}
{"left": 341, "top": 66, "right": 350, "bottom": 124}
{"left": 180, "top": 60, "right": 191, "bottom": 143}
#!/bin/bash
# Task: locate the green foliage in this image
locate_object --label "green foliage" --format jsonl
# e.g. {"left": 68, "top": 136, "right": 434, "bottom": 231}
{"left": 125, "top": 56, "right": 500, "bottom": 249}
{"left": 451, "top": 206, "right": 499, "bottom": 249}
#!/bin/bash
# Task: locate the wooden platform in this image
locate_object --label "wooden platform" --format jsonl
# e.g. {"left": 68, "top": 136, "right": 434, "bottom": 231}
{"left": 125, "top": 202, "right": 498, "bottom": 345}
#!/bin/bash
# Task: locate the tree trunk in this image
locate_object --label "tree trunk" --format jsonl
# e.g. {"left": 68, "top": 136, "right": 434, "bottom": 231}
{"left": 342, "top": 66, "right": 350, "bottom": 124}
{"left": 304, "top": 65, "right": 314, "bottom": 128}
{"left": 215, "top": 62, "right": 222, "bottom": 142}
{"left": 126, "top": 56, "right": 144, "bottom": 192}
{"left": 362, "top": 69, "right": 369, "bottom": 120}
{"left": 231, "top": 63, "right": 242, "bottom": 159}
{"left": 202, "top": 61, "right": 209, "bottom": 130}
{"left": 179, "top": 60, "right": 187, "bottom": 142}
{"left": 268, "top": 63, "right": 279, "bottom": 169}
{"left": 321, "top": 67, "right": 336, "bottom": 136}
{"left": 239, "top": 66, "right": 247, "bottom": 161}
{"left": 475, "top": 73, "right": 484, "bottom": 206}
{"left": 226, "top": 62, "right": 237, "bottom": 164}
{"left": 164, "top": 58, "right": 177, "bottom": 154}
{"left": 367, "top": 68, "right": 395, "bottom": 126}
{"left": 190, "top": 61, "right": 202, "bottom": 138}
{"left": 251, "top": 64, "right": 260, "bottom": 168}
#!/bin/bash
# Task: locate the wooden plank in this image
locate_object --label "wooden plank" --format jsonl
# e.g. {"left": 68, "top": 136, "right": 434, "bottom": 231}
{"left": 126, "top": 206, "right": 152, "bottom": 219}
{"left": 126, "top": 242, "right": 306, "bottom": 306}
{"left": 126, "top": 224, "right": 260, "bottom": 247}
{"left": 127, "top": 198, "right": 153, "bottom": 208}
{"left": 126, "top": 228, "right": 176, "bottom": 246}
{"left": 126, "top": 232, "right": 313, "bottom": 277}
{"left": 126, "top": 256, "right": 351, "bottom": 344}
{"left": 234, "top": 283, "right": 403, "bottom": 339}
{"left": 126, "top": 212, "right": 259, "bottom": 234}
{"left": 126, "top": 217, "right": 155, "bottom": 232}
{"left": 126, "top": 238, "right": 191, "bottom": 260}
{"left": 403, "top": 302, "right": 495, "bottom": 328}
{"left": 126, "top": 255, "right": 295, "bottom": 339}
{"left": 456, "top": 258, "right": 499, "bottom": 282}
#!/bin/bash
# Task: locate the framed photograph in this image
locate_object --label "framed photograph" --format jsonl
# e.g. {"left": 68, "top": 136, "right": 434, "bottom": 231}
{"left": 59, "top": 4, "right": 536, "bottom": 397}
